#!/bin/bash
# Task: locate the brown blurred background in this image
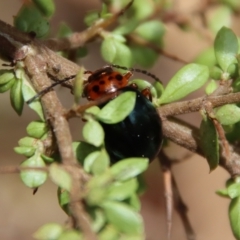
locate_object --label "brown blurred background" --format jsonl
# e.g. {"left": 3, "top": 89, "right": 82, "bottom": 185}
{"left": 0, "top": 0, "right": 236, "bottom": 239}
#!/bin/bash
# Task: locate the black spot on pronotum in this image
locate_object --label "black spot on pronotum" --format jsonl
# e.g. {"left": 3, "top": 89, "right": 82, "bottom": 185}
{"left": 115, "top": 74, "right": 123, "bottom": 81}
{"left": 92, "top": 85, "right": 100, "bottom": 93}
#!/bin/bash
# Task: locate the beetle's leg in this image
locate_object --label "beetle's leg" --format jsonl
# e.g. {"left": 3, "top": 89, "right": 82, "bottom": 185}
{"left": 141, "top": 88, "right": 152, "bottom": 102}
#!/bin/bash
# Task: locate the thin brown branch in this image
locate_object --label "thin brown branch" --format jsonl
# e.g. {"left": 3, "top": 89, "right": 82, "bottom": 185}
{"left": 172, "top": 176, "right": 195, "bottom": 240}
{"left": 0, "top": 166, "right": 48, "bottom": 174}
{"left": 159, "top": 92, "right": 240, "bottom": 117}
{"left": 161, "top": 117, "right": 240, "bottom": 176}
{"left": 23, "top": 43, "right": 96, "bottom": 239}
{"left": 158, "top": 151, "right": 173, "bottom": 239}
{"left": 43, "top": 0, "right": 134, "bottom": 52}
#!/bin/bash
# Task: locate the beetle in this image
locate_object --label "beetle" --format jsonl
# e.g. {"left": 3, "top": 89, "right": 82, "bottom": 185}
{"left": 27, "top": 65, "right": 163, "bottom": 163}
{"left": 83, "top": 65, "right": 163, "bottom": 163}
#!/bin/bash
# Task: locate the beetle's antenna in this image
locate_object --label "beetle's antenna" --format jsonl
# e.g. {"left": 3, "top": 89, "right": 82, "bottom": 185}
{"left": 110, "top": 64, "right": 162, "bottom": 83}
{"left": 26, "top": 75, "right": 76, "bottom": 104}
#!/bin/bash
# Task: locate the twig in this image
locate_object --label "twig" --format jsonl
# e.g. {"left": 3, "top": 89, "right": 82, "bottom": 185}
{"left": 158, "top": 151, "right": 173, "bottom": 239}
{"left": 43, "top": 0, "right": 134, "bottom": 52}
{"left": 0, "top": 166, "right": 48, "bottom": 174}
{"left": 159, "top": 92, "right": 240, "bottom": 117}
{"left": 172, "top": 176, "right": 195, "bottom": 240}
{"left": 24, "top": 44, "right": 97, "bottom": 239}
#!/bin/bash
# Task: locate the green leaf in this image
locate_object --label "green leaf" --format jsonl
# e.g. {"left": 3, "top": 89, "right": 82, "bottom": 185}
{"left": 57, "top": 22, "right": 72, "bottom": 37}
{"left": 49, "top": 163, "right": 72, "bottom": 191}
{"left": 20, "top": 153, "right": 48, "bottom": 188}
{"left": 0, "top": 78, "right": 15, "bottom": 93}
{"left": 14, "top": 146, "right": 36, "bottom": 157}
{"left": 214, "top": 27, "right": 238, "bottom": 71}
{"left": 228, "top": 182, "right": 240, "bottom": 199}
{"left": 22, "top": 75, "right": 44, "bottom": 120}
{"left": 86, "top": 187, "right": 108, "bottom": 206}
{"left": 208, "top": 5, "right": 232, "bottom": 34}
{"left": 99, "top": 224, "right": 119, "bottom": 240}
{"left": 83, "top": 120, "right": 104, "bottom": 147}
{"left": 87, "top": 171, "right": 114, "bottom": 190}
{"left": 84, "top": 12, "right": 99, "bottom": 27}
{"left": 101, "top": 37, "right": 132, "bottom": 66}
{"left": 131, "top": 45, "right": 158, "bottom": 68}
{"left": 0, "top": 69, "right": 15, "bottom": 84}
{"left": 18, "top": 136, "right": 38, "bottom": 147}
{"left": 32, "top": 0, "right": 55, "bottom": 17}
{"left": 33, "top": 223, "right": 63, "bottom": 240}
{"left": 159, "top": 64, "right": 209, "bottom": 104}
{"left": 101, "top": 201, "right": 143, "bottom": 234}
{"left": 85, "top": 106, "right": 101, "bottom": 116}
{"left": 73, "top": 141, "right": 100, "bottom": 165}
{"left": 134, "top": 20, "right": 165, "bottom": 46}
{"left": 215, "top": 104, "right": 240, "bottom": 125}
{"left": 205, "top": 80, "right": 218, "bottom": 95}
{"left": 41, "top": 154, "right": 54, "bottom": 163}
{"left": 200, "top": 116, "right": 219, "bottom": 171}
{"left": 220, "top": 0, "right": 240, "bottom": 10}
{"left": 57, "top": 188, "right": 70, "bottom": 215}
{"left": 110, "top": 158, "right": 148, "bottom": 181}
{"left": 97, "top": 91, "right": 136, "bottom": 124}
{"left": 26, "top": 121, "right": 48, "bottom": 139}
{"left": 91, "top": 149, "right": 110, "bottom": 175}
{"left": 58, "top": 230, "right": 82, "bottom": 240}
{"left": 84, "top": 151, "right": 101, "bottom": 173}
{"left": 128, "top": 193, "right": 141, "bottom": 211}
{"left": 153, "top": 81, "right": 164, "bottom": 99}
{"left": 106, "top": 178, "right": 138, "bottom": 201}
{"left": 195, "top": 47, "right": 216, "bottom": 68}
{"left": 216, "top": 188, "right": 229, "bottom": 197}
{"left": 209, "top": 66, "right": 223, "bottom": 80}
{"left": 131, "top": 0, "right": 154, "bottom": 20}
{"left": 14, "top": 3, "right": 49, "bottom": 38}
{"left": 73, "top": 68, "right": 84, "bottom": 104}
{"left": 229, "top": 197, "right": 240, "bottom": 240}
{"left": 91, "top": 209, "right": 106, "bottom": 232}
{"left": 10, "top": 78, "right": 24, "bottom": 115}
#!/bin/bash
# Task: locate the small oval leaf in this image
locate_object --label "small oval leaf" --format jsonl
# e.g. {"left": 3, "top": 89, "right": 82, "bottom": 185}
{"left": 106, "top": 178, "right": 138, "bottom": 201}
{"left": 0, "top": 78, "right": 15, "bottom": 93}
{"left": 208, "top": 5, "right": 232, "bottom": 34}
{"left": 32, "top": 0, "right": 55, "bottom": 17}
{"left": 101, "top": 201, "right": 143, "bottom": 235}
{"left": 101, "top": 37, "right": 132, "bottom": 66}
{"left": 159, "top": 64, "right": 209, "bottom": 104}
{"left": 20, "top": 154, "right": 48, "bottom": 188}
{"left": 83, "top": 120, "right": 104, "bottom": 147}
{"left": 21, "top": 74, "right": 44, "bottom": 120}
{"left": 58, "top": 230, "right": 83, "bottom": 240}
{"left": 49, "top": 163, "right": 72, "bottom": 191}
{"left": 26, "top": 121, "right": 48, "bottom": 139}
{"left": 215, "top": 104, "right": 240, "bottom": 125}
{"left": 0, "top": 69, "right": 15, "bottom": 84}
{"left": 228, "top": 182, "right": 240, "bottom": 199}
{"left": 214, "top": 27, "right": 238, "bottom": 71}
{"left": 229, "top": 197, "right": 240, "bottom": 240}
{"left": 134, "top": 20, "right": 165, "bottom": 46}
{"left": 14, "top": 146, "right": 36, "bottom": 157}
{"left": 200, "top": 116, "right": 219, "bottom": 171}
{"left": 10, "top": 78, "right": 24, "bottom": 115}
{"left": 33, "top": 223, "right": 63, "bottom": 240}
{"left": 91, "top": 149, "right": 110, "bottom": 175}
{"left": 97, "top": 91, "right": 136, "bottom": 124}
{"left": 110, "top": 158, "right": 148, "bottom": 181}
